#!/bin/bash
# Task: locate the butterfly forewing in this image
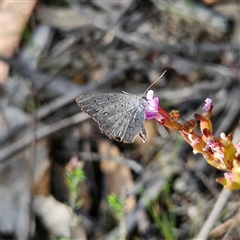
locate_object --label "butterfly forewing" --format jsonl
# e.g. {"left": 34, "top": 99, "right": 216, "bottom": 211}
{"left": 76, "top": 93, "right": 148, "bottom": 143}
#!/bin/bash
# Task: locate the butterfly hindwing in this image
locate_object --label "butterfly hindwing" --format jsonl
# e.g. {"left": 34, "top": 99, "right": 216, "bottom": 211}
{"left": 99, "top": 106, "right": 146, "bottom": 143}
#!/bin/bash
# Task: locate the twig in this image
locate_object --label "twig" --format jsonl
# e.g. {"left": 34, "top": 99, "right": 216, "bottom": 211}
{"left": 193, "top": 188, "right": 231, "bottom": 240}
{"left": 214, "top": 84, "right": 240, "bottom": 136}
{"left": 196, "top": 171, "right": 219, "bottom": 197}
{"left": 155, "top": 1, "right": 233, "bottom": 36}
{"left": 1, "top": 112, "right": 89, "bottom": 162}
{"left": 209, "top": 213, "right": 240, "bottom": 239}
{"left": 62, "top": 1, "right": 240, "bottom": 57}
{"left": 78, "top": 152, "right": 143, "bottom": 174}
{"left": 171, "top": 57, "right": 238, "bottom": 78}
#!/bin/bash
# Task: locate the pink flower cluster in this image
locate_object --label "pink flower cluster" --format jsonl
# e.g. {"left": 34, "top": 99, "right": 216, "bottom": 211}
{"left": 145, "top": 90, "right": 240, "bottom": 190}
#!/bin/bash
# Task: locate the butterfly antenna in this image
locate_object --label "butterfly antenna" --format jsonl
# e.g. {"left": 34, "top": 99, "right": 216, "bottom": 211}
{"left": 143, "top": 70, "right": 167, "bottom": 96}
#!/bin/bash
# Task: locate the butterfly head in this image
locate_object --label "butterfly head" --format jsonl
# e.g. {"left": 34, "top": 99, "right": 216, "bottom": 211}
{"left": 141, "top": 71, "right": 167, "bottom": 120}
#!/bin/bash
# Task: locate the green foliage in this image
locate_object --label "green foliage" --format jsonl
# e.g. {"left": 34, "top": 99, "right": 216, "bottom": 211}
{"left": 145, "top": 183, "right": 177, "bottom": 240}
{"left": 49, "top": 236, "right": 69, "bottom": 240}
{"left": 65, "top": 168, "right": 85, "bottom": 195}
{"left": 65, "top": 167, "right": 85, "bottom": 209}
{"left": 107, "top": 193, "right": 123, "bottom": 219}
{"left": 21, "top": 23, "right": 32, "bottom": 46}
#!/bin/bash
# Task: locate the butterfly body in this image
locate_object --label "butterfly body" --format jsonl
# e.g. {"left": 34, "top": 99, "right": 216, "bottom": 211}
{"left": 76, "top": 93, "right": 148, "bottom": 143}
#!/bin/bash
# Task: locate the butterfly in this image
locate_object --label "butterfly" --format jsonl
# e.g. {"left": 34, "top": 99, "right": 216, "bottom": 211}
{"left": 76, "top": 92, "right": 148, "bottom": 143}
{"left": 76, "top": 71, "right": 166, "bottom": 143}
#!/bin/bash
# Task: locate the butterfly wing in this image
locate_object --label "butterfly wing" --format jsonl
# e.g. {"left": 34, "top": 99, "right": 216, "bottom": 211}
{"left": 76, "top": 93, "right": 147, "bottom": 143}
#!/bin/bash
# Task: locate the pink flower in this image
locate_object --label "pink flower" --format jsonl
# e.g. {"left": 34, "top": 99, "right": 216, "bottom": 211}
{"left": 203, "top": 98, "right": 212, "bottom": 112}
{"left": 235, "top": 142, "right": 240, "bottom": 154}
{"left": 203, "top": 138, "right": 216, "bottom": 151}
{"left": 145, "top": 90, "right": 159, "bottom": 120}
{"left": 224, "top": 172, "right": 234, "bottom": 182}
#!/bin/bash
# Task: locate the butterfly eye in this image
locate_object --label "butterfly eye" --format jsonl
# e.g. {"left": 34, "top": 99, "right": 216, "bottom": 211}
{"left": 115, "top": 137, "right": 121, "bottom": 141}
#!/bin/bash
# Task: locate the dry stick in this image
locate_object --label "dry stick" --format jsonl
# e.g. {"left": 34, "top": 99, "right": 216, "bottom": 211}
{"left": 1, "top": 112, "right": 89, "bottom": 162}
{"left": 78, "top": 152, "right": 143, "bottom": 174}
{"left": 209, "top": 213, "right": 240, "bottom": 239}
{"left": 66, "top": 0, "right": 167, "bottom": 53}
{"left": 196, "top": 171, "right": 219, "bottom": 197}
{"left": 67, "top": 1, "right": 240, "bottom": 79}
{"left": 193, "top": 188, "right": 231, "bottom": 240}
{"left": 214, "top": 85, "right": 240, "bottom": 136}
{"left": 171, "top": 57, "right": 237, "bottom": 78}
{"left": 155, "top": 1, "right": 232, "bottom": 36}
{"left": 67, "top": 0, "right": 239, "bottom": 56}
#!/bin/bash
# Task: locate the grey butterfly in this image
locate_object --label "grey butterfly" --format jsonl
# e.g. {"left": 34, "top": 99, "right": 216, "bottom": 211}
{"left": 76, "top": 93, "right": 148, "bottom": 143}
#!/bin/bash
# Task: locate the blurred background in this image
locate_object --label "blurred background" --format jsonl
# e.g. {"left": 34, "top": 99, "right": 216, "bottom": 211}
{"left": 1, "top": 0, "right": 240, "bottom": 239}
